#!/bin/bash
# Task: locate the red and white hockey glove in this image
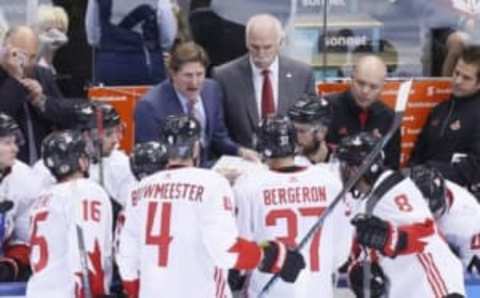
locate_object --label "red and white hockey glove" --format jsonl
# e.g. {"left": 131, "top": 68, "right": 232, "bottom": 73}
{"left": 257, "top": 240, "right": 306, "bottom": 283}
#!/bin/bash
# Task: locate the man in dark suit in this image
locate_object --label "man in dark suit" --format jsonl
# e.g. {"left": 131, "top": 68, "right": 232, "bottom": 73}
{"left": 212, "top": 14, "right": 316, "bottom": 148}
{"left": 0, "top": 26, "right": 79, "bottom": 165}
{"left": 326, "top": 55, "right": 401, "bottom": 169}
{"left": 134, "top": 41, "right": 258, "bottom": 165}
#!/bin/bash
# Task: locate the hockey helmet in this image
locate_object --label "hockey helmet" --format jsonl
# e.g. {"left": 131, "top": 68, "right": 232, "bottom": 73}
{"left": 336, "top": 132, "right": 384, "bottom": 185}
{"left": 42, "top": 130, "right": 88, "bottom": 180}
{"left": 0, "top": 113, "right": 24, "bottom": 145}
{"left": 254, "top": 116, "right": 297, "bottom": 159}
{"left": 160, "top": 115, "right": 201, "bottom": 159}
{"left": 288, "top": 94, "right": 332, "bottom": 127}
{"left": 408, "top": 165, "right": 447, "bottom": 218}
{"left": 130, "top": 141, "right": 168, "bottom": 181}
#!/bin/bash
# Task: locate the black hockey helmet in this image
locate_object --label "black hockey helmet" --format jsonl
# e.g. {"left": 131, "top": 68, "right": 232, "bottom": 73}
{"left": 71, "top": 101, "right": 121, "bottom": 131}
{"left": 130, "top": 141, "right": 168, "bottom": 181}
{"left": 0, "top": 113, "right": 24, "bottom": 146}
{"left": 288, "top": 94, "right": 332, "bottom": 127}
{"left": 336, "top": 132, "right": 384, "bottom": 185}
{"left": 42, "top": 130, "right": 88, "bottom": 180}
{"left": 254, "top": 116, "right": 297, "bottom": 159}
{"left": 71, "top": 101, "right": 96, "bottom": 131}
{"left": 408, "top": 165, "right": 447, "bottom": 218}
{"left": 92, "top": 101, "right": 121, "bottom": 129}
{"left": 160, "top": 115, "right": 201, "bottom": 159}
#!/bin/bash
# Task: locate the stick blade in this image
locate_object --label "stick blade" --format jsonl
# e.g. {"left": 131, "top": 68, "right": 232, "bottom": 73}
{"left": 394, "top": 79, "right": 413, "bottom": 112}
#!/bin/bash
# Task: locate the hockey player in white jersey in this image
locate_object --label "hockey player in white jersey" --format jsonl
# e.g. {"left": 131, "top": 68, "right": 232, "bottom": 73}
{"left": 336, "top": 132, "right": 465, "bottom": 298}
{"left": 117, "top": 115, "right": 306, "bottom": 298}
{"left": 0, "top": 113, "right": 41, "bottom": 282}
{"left": 408, "top": 165, "right": 480, "bottom": 277}
{"left": 27, "top": 130, "right": 113, "bottom": 298}
{"left": 33, "top": 101, "right": 135, "bottom": 207}
{"left": 288, "top": 94, "right": 334, "bottom": 166}
{"left": 232, "top": 116, "right": 344, "bottom": 298}
{"left": 288, "top": 94, "right": 354, "bottom": 277}
{"left": 114, "top": 141, "right": 169, "bottom": 256}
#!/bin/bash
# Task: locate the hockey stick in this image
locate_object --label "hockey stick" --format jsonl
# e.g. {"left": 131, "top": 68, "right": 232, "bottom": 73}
{"left": 95, "top": 106, "right": 105, "bottom": 187}
{"left": 258, "top": 79, "right": 413, "bottom": 297}
{"left": 76, "top": 225, "right": 93, "bottom": 298}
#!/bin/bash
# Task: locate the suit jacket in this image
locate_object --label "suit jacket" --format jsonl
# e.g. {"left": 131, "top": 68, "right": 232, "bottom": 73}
{"left": 212, "top": 55, "right": 316, "bottom": 148}
{"left": 0, "top": 66, "right": 79, "bottom": 165}
{"left": 134, "top": 79, "right": 239, "bottom": 163}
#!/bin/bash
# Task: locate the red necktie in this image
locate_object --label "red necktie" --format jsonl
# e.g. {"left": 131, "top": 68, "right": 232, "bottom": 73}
{"left": 359, "top": 110, "right": 368, "bottom": 129}
{"left": 261, "top": 69, "right": 275, "bottom": 118}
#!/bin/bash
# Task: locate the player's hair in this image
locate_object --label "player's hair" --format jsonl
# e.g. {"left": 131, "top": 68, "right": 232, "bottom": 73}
{"left": 168, "top": 41, "right": 209, "bottom": 73}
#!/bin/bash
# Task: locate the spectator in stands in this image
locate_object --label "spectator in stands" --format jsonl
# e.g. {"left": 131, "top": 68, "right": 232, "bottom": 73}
{"left": 410, "top": 45, "right": 480, "bottom": 187}
{"left": 442, "top": 22, "right": 480, "bottom": 76}
{"left": 0, "top": 8, "right": 8, "bottom": 43}
{"left": 189, "top": 0, "right": 247, "bottom": 75}
{"left": 134, "top": 41, "right": 258, "bottom": 166}
{"left": 212, "top": 14, "right": 316, "bottom": 149}
{"left": 34, "top": 5, "right": 69, "bottom": 74}
{"left": 0, "top": 26, "right": 78, "bottom": 165}
{"left": 85, "top": 0, "right": 177, "bottom": 85}
{"left": 326, "top": 55, "right": 401, "bottom": 169}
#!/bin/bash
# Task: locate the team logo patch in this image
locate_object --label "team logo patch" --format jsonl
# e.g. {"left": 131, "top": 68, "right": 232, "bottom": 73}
{"left": 450, "top": 120, "right": 461, "bottom": 131}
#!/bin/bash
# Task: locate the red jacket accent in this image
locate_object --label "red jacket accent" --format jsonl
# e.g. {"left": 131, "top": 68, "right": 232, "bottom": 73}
{"left": 397, "top": 219, "right": 435, "bottom": 255}
{"left": 123, "top": 279, "right": 139, "bottom": 298}
{"left": 4, "top": 244, "right": 29, "bottom": 266}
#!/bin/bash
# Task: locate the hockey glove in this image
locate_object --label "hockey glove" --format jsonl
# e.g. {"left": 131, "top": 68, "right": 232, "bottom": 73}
{"left": 0, "top": 258, "right": 18, "bottom": 282}
{"left": 351, "top": 214, "right": 406, "bottom": 257}
{"left": 258, "top": 240, "right": 306, "bottom": 283}
{"left": 228, "top": 269, "right": 247, "bottom": 291}
{"left": 348, "top": 260, "right": 388, "bottom": 298}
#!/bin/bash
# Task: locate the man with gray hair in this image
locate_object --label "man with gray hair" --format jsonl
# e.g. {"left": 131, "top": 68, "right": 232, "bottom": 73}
{"left": 212, "top": 13, "right": 316, "bottom": 149}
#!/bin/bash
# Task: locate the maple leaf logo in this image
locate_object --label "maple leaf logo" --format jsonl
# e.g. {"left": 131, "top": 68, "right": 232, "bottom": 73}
{"left": 75, "top": 239, "right": 105, "bottom": 298}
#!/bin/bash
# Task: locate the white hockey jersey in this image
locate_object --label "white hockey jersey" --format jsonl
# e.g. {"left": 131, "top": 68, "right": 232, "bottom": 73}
{"left": 118, "top": 167, "right": 242, "bottom": 298}
{"left": 26, "top": 178, "right": 113, "bottom": 298}
{"left": 0, "top": 160, "right": 41, "bottom": 246}
{"left": 436, "top": 180, "right": 480, "bottom": 269}
{"left": 353, "top": 171, "right": 465, "bottom": 298}
{"left": 233, "top": 164, "right": 345, "bottom": 298}
{"left": 33, "top": 149, "right": 135, "bottom": 207}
